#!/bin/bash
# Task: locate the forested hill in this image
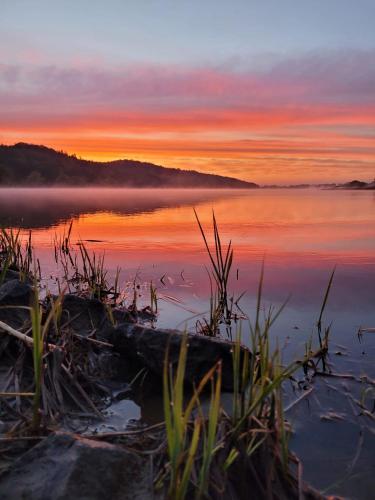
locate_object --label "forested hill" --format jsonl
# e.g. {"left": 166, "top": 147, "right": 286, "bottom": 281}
{"left": 0, "top": 143, "right": 258, "bottom": 188}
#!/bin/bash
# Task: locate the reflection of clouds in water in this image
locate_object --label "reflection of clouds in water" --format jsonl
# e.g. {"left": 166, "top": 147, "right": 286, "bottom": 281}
{"left": 0, "top": 187, "right": 237, "bottom": 229}
{"left": 2, "top": 188, "right": 373, "bottom": 496}
{"left": 2, "top": 186, "right": 374, "bottom": 340}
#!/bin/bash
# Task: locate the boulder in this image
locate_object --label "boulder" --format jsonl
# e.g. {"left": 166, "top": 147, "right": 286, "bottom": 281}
{"left": 0, "top": 268, "right": 22, "bottom": 284}
{"left": 105, "top": 324, "right": 249, "bottom": 391}
{"left": 0, "top": 279, "right": 33, "bottom": 328}
{"left": 0, "top": 432, "right": 153, "bottom": 500}
{"left": 60, "top": 294, "right": 111, "bottom": 335}
{"left": 59, "top": 296, "right": 154, "bottom": 336}
{"left": 112, "top": 307, "right": 137, "bottom": 325}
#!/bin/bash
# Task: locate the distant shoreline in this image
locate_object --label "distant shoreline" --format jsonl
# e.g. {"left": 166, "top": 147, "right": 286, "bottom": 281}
{"left": 1, "top": 144, "right": 373, "bottom": 190}
{"left": 0, "top": 143, "right": 258, "bottom": 190}
{"left": 0, "top": 184, "right": 373, "bottom": 190}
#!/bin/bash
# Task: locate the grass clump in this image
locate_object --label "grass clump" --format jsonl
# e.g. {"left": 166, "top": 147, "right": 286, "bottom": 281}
{"left": 29, "top": 285, "right": 65, "bottom": 431}
{"left": 300, "top": 268, "right": 335, "bottom": 378}
{"left": 0, "top": 228, "right": 36, "bottom": 281}
{"left": 194, "top": 210, "right": 243, "bottom": 339}
{"left": 53, "top": 223, "right": 121, "bottom": 302}
{"left": 157, "top": 269, "right": 306, "bottom": 499}
{"left": 153, "top": 214, "right": 324, "bottom": 498}
{"left": 156, "top": 334, "right": 222, "bottom": 499}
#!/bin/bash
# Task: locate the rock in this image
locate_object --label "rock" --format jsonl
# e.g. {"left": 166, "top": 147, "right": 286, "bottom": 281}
{"left": 58, "top": 295, "right": 158, "bottom": 337}
{"left": 0, "top": 431, "right": 153, "bottom": 500}
{"left": 0, "top": 279, "right": 32, "bottom": 305}
{"left": 60, "top": 294, "right": 111, "bottom": 335}
{"left": 105, "top": 324, "right": 250, "bottom": 391}
{"left": 0, "top": 267, "right": 21, "bottom": 284}
{"left": 112, "top": 306, "right": 156, "bottom": 325}
{"left": 0, "top": 279, "right": 33, "bottom": 328}
{"left": 112, "top": 307, "right": 137, "bottom": 325}
{"left": 0, "top": 267, "right": 32, "bottom": 285}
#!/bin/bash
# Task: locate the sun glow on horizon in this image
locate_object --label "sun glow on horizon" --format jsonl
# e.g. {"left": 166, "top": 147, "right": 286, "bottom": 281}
{"left": 1, "top": 3, "right": 374, "bottom": 184}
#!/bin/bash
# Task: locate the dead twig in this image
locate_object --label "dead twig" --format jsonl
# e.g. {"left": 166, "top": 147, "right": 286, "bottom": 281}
{"left": 284, "top": 387, "right": 314, "bottom": 413}
{"left": 0, "top": 320, "right": 59, "bottom": 351}
{"left": 0, "top": 392, "right": 34, "bottom": 397}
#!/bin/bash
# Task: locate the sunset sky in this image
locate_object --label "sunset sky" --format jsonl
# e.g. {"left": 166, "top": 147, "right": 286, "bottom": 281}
{"left": 1, "top": 0, "right": 374, "bottom": 184}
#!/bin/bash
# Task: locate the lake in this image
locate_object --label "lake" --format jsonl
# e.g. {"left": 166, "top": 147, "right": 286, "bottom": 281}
{"left": 1, "top": 187, "right": 374, "bottom": 498}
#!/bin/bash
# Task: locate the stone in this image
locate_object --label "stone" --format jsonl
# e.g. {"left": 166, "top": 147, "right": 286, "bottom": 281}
{"left": 60, "top": 294, "right": 111, "bottom": 335}
{"left": 0, "top": 268, "right": 22, "bottom": 284}
{"left": 111, "top": 307, "right": 137, "bottom": 325}
{"left": 0, "top": 431, "right": 153, "bottom": 500}
{"left": 0, "top": 279, "right": 33, "bottom": 328}
{"left": 106, "top": 323, "right": 249, "bottom": 391}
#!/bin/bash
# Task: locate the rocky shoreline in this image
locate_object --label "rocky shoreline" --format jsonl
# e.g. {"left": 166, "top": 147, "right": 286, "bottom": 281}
{"left": 0, "top": 269, "right": 339, "bottom": 499}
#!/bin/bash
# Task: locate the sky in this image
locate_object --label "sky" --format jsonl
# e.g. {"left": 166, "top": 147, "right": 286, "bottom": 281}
{"left": 1, "top": 0, "right": 375, "bottom": 184}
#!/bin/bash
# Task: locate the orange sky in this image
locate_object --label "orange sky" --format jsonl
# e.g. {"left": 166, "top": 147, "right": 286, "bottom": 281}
{"left": 1, "top": 56, "right": 375, "bottom": 183}
{"left": 1, "top": 2, "right": 375, "bottom": 184}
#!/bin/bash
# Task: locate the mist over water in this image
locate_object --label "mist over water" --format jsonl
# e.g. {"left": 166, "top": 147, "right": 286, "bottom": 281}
{"left": 0, "top": 187, "right": 237, "bottom": 228}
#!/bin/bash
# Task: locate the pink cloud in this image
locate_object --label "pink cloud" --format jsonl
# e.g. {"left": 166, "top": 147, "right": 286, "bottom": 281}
{"left": 1, "top": 49, "right": 375, "bottom": 112}
{"left": 1, "top": 50, "right": 374, "bottom": 183}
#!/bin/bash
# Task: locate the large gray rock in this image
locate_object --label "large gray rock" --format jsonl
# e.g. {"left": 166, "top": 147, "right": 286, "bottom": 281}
{"left": 0, "top": 432, "right": 153, "bottom": 500}
{"left": 0, "top": 279, "right": 33, "bottom": 328}
{"left": 105, "top": 324, "right": 250, "bottom": 391}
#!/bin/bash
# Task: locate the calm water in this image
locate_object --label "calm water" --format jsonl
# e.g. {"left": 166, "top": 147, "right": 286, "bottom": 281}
{"left": 1, "top": 187, "right": 374, "bottom": 498}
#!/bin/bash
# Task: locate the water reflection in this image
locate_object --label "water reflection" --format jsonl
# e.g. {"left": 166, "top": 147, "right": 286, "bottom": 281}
{"left": 0, "top": 187, "right": 237, "bottom": 228}
{"left": 1, "top": 187, "right": 374, "bottom": 329}
{"left": 1, "top": 187, "right": 374, "bottom": 496}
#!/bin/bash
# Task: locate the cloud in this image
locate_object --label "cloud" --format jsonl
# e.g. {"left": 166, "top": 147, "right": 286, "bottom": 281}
{"left": 1, "top": 48, "right": 375, "bottom": 110}
{"left": 1, "top": 49, "right": 374, "bottom": 182}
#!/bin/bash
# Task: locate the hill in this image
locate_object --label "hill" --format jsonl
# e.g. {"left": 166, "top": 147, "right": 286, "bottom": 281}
{"left": 0, "top": 143, "right": 258, "bottom": 189}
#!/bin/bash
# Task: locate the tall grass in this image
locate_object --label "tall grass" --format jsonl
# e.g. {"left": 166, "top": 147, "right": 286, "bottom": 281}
{"left": 315, "top": 267, "right": 335, "bottom": 371}
{"left": 53, "top": 222, "right": 122, "bottom": 302}
{"left": 196, "top": 360, "right": 221, "bottom": 498}
{"left": 194, "top": 210, "right": 237, "bottom": 338}
{"left": 229, "top": 269, "right": 297, "bottom": 449}
{"left": 158, "top": 219, "right": 310, "bottom": 498}
{"left": 159, "top": 272, "right": 301, "bottom": 498}
{"left": 301, "top": 267, "right": 335, "bottom": 376}
{"left": 0, "top": 228, "right": 35, "bottom": 280}
{"left": 29, "top": 285, "right": 63, "bottom": 431}
{"left": 158, "top": 334, "right": 221, "bottom": 499}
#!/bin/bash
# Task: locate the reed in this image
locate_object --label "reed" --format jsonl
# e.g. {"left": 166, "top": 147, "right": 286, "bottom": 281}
{"left": 150, "top": 280, "right": 158, "bottom": 315}
{"left": 229, "top": 268, "right": 297, "bottom": 441}
{"left": 194, "top": 210, "right": 238, "bottom": 339}
{"left": 0, "top": 214, "right": 338, "bottom": 497}
{"left": 29, "top": 285, "right": 63, "bottom": 431}
{"left": 316, "top": 268, "right": 335, "bottom": 371}
{"left": 0, "top": 228, "right": 34, "bottom": 280}
{"left": 301, "top": 267, "right": 336, "bottom": 375}
{"left": 159, "top": 262, "right": 303, "bottom": 499}
{"left": 158, "top": 334, "right": 221, "bottom": 499}
{"left": 53, "top": 223, "right": 122, "bottom": 302}
{"left": 196, "top": 359, "right": 222, "bottom": 498}
{"left": 0, "top": 268, "right": 105, "bottom": 430}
